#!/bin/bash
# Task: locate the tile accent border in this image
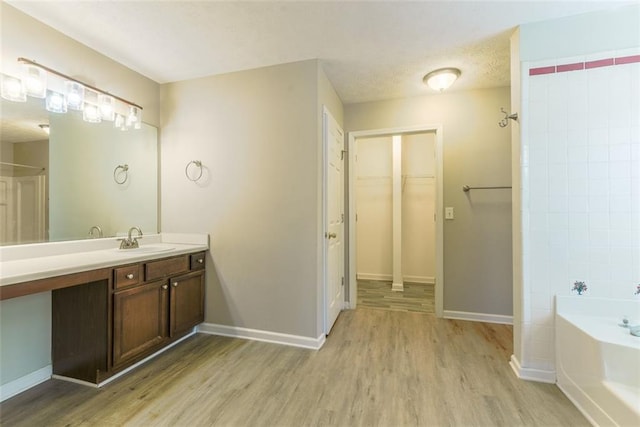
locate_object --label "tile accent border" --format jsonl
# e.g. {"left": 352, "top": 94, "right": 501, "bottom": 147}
{"left": 529, "top": 54, "right": 640, "bottom": 76}
{"left": 198, "top": 323, "right": 326, "bottom": 350}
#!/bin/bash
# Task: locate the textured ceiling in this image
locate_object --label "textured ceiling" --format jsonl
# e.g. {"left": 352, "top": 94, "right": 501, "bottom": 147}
{"left": 5, "top": 0, "right": 637, "bottom": 105}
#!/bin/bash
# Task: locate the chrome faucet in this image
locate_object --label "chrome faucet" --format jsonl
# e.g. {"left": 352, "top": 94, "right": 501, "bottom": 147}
{"left": 119, "top": 226, "right": 143, "bottom": 249}
{"left": 88, "top": 225, "right": 103, "bottom": 238}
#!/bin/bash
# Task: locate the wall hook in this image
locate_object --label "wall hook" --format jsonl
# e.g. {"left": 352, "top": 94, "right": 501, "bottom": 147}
{"left": 498, "top": 108, "right": 518, "bottom": 128}
{"left": 185, "top": 160, "right": 203, "bottom": 182}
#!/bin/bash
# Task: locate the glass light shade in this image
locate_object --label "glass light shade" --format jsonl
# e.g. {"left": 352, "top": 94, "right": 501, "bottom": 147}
{"left": 46, "top": 90, "right": 68, "bottom": 113}
{"left": 423, "top": 68, "right": 461, "bottom": 92}
{"left": 65, "top": 81, "right": 85, "bottom": 110}
{"left": 1, "top": 74, "right": 26, "bottom": 102}
{"left": 126, "top": 106, "right": 142, "bottom": 128}
{"left": 98, "top": 94, "right": 116, "bottom": 121}
{"left": 23, "top": 65, "right": 47, "bottom": 98}
{"left": 83, "top": 103, "right": 102, "bottom": 123}
{"left": 115, "top": 113, "right": 128, "bottom": 131}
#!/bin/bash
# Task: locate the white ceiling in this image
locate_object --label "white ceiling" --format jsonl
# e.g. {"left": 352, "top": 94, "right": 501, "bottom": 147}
{"left": 5, "top": 0, "right": 637, "bottom": 105}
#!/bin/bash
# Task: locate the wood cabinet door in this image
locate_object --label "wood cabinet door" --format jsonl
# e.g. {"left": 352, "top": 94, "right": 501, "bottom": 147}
{"left": 113, "top": 280, "right": 168, "bottom": 366}
{"left": 169, "top": 271, "right": 205, "bottom": 337}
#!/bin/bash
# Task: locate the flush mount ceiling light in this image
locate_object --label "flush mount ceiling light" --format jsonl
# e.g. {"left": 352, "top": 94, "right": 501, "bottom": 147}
{"left": 423, "top": 68, "right": 461, "bottom": 92}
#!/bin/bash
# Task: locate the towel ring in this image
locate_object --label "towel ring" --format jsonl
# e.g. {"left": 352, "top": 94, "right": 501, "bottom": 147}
{"left": 113, "top": 164, "right": 129, "bottom": 184}
{"left": 185, "top": 160, "right": 203, "bottom": 182}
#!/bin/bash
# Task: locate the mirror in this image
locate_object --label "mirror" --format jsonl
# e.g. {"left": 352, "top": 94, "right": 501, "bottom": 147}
{"left": 0, "top": 96, "right": 158, "bottom": 246}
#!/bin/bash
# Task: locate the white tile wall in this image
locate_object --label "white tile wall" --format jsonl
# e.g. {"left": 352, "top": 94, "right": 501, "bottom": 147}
{"left": 521, "top": 50, "right": 640, "bottom": 371}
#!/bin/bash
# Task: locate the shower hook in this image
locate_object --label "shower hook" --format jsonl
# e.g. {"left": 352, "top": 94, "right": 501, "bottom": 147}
{"left": 185, "top": 160, "right": 203, "bottom": 182}
{"left": 113, "top": 164, "right": 129, "bottom": 184}
{"left": 498, "top": 108, "right": 518, "bottom": 128}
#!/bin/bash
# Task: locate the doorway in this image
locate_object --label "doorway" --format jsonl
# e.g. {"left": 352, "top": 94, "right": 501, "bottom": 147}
{"left": 347, "top": 125, "right": 444, "bottom": 317}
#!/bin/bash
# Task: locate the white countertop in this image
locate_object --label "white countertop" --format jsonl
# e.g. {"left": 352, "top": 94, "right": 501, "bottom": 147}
{"left": 0, "top": 233, "right": 209, "bottom": 287}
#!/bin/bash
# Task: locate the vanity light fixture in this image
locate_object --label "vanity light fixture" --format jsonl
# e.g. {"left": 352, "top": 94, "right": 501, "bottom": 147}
{"left": 423, "top": 67, "right": 461, "bottom": 92}
{"left": 4, "top": 58, "right": 143, "bottom": 129}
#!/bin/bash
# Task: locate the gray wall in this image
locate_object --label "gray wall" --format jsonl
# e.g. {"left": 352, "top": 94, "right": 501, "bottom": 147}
{"left": 161, "top": 60, "right": 343, "bottom": 339}
{"left": 344, "top": 88, "right": 513, "bottom": 317}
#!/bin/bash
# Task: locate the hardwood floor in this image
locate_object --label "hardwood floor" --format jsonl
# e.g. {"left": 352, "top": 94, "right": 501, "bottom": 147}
{"left": 357, "top": 280, "right": 434, "bottom": 313}
{"left": 0, "top": 309, "right": 587, "bottom": 426}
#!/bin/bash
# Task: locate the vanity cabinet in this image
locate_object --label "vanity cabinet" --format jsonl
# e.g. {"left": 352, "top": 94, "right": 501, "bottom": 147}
{"left": 112, "top": 253, "right": 205, "bottom": 369}
{"left": 51, "top": 251, "right": 206, "bottom": 384}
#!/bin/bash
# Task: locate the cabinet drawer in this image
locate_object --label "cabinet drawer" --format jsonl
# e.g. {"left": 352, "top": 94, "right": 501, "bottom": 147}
{"left": 145, "top": 256, "right": 189, "bottom": 282}
{"left": 114, "top": 265, "right": 142, "bottom": 289}
{"left": 190, "top": 252, "right": 206, "bottom": 270}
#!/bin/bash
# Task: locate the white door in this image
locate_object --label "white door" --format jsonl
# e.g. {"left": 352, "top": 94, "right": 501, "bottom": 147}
{"left": 0, "top": 175, "right": 45, "bottom": 245}
{"left": 323, "top": 107, "right": 345, "bottom": 335}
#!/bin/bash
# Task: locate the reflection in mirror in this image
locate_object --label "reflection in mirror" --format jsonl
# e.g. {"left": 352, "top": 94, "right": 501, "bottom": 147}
{"left": 0, "top": 96, "right": 158, "bottom": 246}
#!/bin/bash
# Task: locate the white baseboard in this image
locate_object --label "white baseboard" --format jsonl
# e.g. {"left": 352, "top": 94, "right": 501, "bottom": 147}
{"left": 443, "top": 310, "right": 513, "bottom": 325}
{"left": 357, "top": 273, "right": 392, "bottom": 281}
{"left": 198, "top": 323, "right": 326, "bottom": 350}
{"left": 356, "top": 273, "right": 435, "bottom": 284}
{"left": 403, "top": 275, "right": 435, "bottom": 284}
{"left": 509, "top": 355, "right": 556, "bottom": 384}
{"left": 13, "top": 328, "right": 196, "bottom": 402}
{"left": 0, "top": 365, "right": 52, "bottom": 402}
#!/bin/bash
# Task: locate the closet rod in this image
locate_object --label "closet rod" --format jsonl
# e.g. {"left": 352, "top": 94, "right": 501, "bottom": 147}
{"left": 0, "top": 161, "right": 45, "bottom": 171}
{"left": 463, "top": 185, "right": 511, "bottom": 192}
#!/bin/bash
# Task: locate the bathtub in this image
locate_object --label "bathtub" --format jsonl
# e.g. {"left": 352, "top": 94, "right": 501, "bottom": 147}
{"left": 556, "top": 296, "right": 640, "bottom": 427}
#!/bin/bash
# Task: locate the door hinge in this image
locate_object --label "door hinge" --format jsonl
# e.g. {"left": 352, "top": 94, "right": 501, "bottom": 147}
{"left": 341, "top": 149, "right": 347, "bottom": 160}
{"left": 341, "top": 213, "right": 344, "bottom": 223}
{"left": 341, "top": 277, "right": 345, "bottom": 287}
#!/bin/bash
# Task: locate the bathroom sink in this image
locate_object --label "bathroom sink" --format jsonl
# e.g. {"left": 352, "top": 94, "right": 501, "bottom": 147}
{"left": 115, "top": 244, "right": 175, "bottom": 254}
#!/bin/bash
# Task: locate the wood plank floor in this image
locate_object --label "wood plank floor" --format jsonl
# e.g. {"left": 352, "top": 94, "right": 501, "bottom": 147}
{"left": 357, "top": 280, "right": 434, "bottom": 313}
{"left": 0, "top": 309, "right": 587, "bottom": 426}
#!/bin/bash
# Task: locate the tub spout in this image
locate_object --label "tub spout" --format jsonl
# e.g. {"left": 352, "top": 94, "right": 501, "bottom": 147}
{"left": 630, "top": 325, "right": 640, "bottom": 337}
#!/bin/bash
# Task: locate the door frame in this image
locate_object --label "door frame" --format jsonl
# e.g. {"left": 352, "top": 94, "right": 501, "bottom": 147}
{"left": 347, "top": 124, "right": 444, "bottom": 317}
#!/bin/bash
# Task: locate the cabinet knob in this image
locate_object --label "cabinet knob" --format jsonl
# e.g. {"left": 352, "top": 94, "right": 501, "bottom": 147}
{"left": 197, "top": 258, "right": 204, "bottom": 264}
{"left": 126, "top": 273, "right": 134, "bottom": 279}
{"left": 162, "top": 284, "right": 168, "bottom": 290}
{"left": 172, "top": 282, "right": 179, "bottom": 287}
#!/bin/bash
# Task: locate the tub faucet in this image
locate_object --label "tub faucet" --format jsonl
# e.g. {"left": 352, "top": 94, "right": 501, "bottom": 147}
{"left": 119, "top": 226, "right": 143, "bottom": 249}
{"left": 88, "top": 225, "right": 103, "bottom": 238}
{"left": 630, "top": 325, "right": 640, "bottom": 337}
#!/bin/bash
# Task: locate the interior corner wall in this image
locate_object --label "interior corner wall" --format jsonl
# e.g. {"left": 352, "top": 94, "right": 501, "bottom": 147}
{"left": 160, "top": 59, "right": 325, "bottom": 339}
{"left": 344, "top": 87, "right": 513, "bottom": 317}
